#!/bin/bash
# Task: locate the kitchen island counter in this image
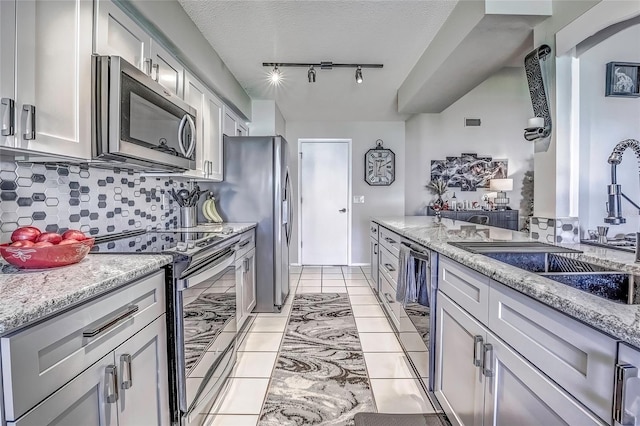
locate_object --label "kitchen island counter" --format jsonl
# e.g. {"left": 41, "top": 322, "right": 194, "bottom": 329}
{"left": 0, "top": 253, "right": 173, "bottom": 335}
{"left": 372, "top": 216, "right": 640, "bottom": 347}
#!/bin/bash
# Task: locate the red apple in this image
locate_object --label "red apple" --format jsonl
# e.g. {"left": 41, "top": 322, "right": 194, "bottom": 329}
{"left": 33, "top": 241, "right": 54, "bottom": 248}
{"left": 58, "top": 239, "right": 79, "bottom": 245}
{"left": 10, "top": 240, "right": 35, "bottom": 248}
{"left": 37, "top": 233, "right": 63, "bottom": 245}
{"left": 11, "top": 226, "right": 42, "bottom": 242}
{"left": 62, "top": 229, "right": 86, "bottom": 241}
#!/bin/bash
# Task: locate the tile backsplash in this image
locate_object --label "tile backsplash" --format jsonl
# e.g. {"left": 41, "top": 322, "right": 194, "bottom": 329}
{"left": 0, "top": 161, "right": 187, "bottom": 241}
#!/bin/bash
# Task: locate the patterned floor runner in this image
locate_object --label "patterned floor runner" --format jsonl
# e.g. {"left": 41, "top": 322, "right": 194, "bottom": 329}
{"left": 258, "top": 294, "right": 375, "bottom": 426}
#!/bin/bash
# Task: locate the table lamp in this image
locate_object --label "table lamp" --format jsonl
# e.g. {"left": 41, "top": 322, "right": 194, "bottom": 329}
{"left": 489, "top": 178, "right": 513, "bottom": 210}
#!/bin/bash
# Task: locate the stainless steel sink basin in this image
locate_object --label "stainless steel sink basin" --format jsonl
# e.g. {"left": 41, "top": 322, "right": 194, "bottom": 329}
{"left": 449, "top": 241, "right": 639, "bottom": 304}
{"left": 448, "top": 241, "right": 581, "bottom": 254}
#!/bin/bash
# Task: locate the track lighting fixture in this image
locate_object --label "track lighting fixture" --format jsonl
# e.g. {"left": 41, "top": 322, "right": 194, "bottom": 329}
{"left": 269, "top": 66, "right": 281, "bottom": 85}
{"left": 355, "top": 66, "right": 363, "bottom": 84}
{"left": 308, "top": 65, "right": 316, "bottom": 83}
{"left": 262, "top": 61, "right": 382, "bottom": 84}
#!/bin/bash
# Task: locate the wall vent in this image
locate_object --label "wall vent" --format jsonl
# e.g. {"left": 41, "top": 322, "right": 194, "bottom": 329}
{"left": 464, "top": 118, "right": 481, "bottom": 127}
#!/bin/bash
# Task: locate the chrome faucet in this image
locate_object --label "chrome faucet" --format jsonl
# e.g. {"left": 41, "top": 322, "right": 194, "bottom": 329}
{"left": 604, "top": 139, "right": 640, "bottom": 262}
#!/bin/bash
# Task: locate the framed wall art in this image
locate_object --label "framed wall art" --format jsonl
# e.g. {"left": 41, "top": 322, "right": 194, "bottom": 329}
{"left": 605, "top": 62, "right": 640, "bottom": 98}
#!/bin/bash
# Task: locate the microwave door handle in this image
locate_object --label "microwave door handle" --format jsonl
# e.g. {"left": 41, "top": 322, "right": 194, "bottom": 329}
{"left": 185, "top": 115, "right": 196, "bottom": 158}
{"left": 177, "top": 114, "right": 188, "bottom": 157}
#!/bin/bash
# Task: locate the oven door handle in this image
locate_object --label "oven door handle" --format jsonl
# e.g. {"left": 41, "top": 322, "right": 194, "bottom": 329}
{"left": 180, "top": 248, "right": 235, "bottom": 289}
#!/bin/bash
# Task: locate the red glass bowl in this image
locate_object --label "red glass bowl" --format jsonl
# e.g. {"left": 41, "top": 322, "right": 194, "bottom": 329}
{"left": 0, "top": 239, "right": 95, "bottom": 269}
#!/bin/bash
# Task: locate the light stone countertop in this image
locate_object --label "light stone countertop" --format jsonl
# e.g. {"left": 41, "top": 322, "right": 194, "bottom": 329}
{"left": 0, "top": 222, "right": 257, "bottom": 336}
{"left": 372, "top": 216, "right": 640, "bottom": 348}
{"left": 0, "top": 254, "right": 173, "bottom": 335}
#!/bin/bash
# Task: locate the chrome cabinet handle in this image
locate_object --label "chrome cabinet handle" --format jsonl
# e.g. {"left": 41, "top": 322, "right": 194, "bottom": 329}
{"left": 482, "top": 343, "right": 493, "bottom": 377}
{"left": 152, "top": 63, "right": 159, "bottom": 82}
{"left": 373, "top": 243, "right": 378, "bottom": 255}
{"left": 244, "top": 258, "right": 250, "bottom": 272}
{"left": 339, "top": 208, "right": 347, "bottom": 213}
{"left": 208, "top": 160, "right": 213, "bottom": 176}
{"left": 239, "top": 240, "right": 251, "bottom": 248}
{"left": 384, "top": 237, "right": 396, "bottom": 244}
{"left": 614, "top": 363, "right": 638, "bottom": 425}
{"left": 120, "top": 354, "right": 133, "bottom": 389}
{"left": 22, "top": 104, "right": 35, "bottom": 140}
{"left": 203, "top": 160, "right": 209, "bottom": 177}
{"left": 105, "top": 365, "right": 118, "bottom": 403}
{"left": 473, "top": 335, "right": 483, "bottom": 367}
{"left": 384, "top": 292, "right": 394, "bottom": 304}
{"left": 1, "top": 98, "right": 15, "bottom": 136}
{"left": 83, "top": 305, "right": 139, "bottom": 338}
{"left": 371, "top": 227, "right": 377, "bottom": 233}
{"left": 384, "top": 263, "right": 396, "bottom": 272}
{"left": 144, "top": 58, "right": 152, "bottom": 76}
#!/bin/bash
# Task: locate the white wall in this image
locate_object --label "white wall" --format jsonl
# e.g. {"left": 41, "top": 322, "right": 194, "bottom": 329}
{"left": 405, "top": 67, "right": 534, "bottom": 218}
{"left": 286, "top": 122, "right": 405, "bottom": 264}
{"left": 578, "top": 23, "right": 640, "bottom": 237}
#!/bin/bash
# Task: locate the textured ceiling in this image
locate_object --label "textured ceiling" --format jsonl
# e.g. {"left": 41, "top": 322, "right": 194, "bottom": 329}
{"left": 177, "top": 0, "right": 458, "bottom": 122}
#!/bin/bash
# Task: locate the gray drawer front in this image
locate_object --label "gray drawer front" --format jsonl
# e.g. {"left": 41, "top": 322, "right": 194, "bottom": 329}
{"left": 370, "top": 222, "right": 379, "bottom": 240}
{"left": 489, "top": 282, "right": 616, "bottom": 422}
{"left": 379, "top": 227, "right": 401, "bottom": 258}
{"left": 438, "top": 257, "right": 489, "bottom": 325}
{"left": 379, "top": 273, "right": 401, "bottom": 328}
{"left": 237, "top": 230, "right": 255, "bottom": 258}
{"left": 379, "top": 246, "right": 399, "bottom": 289}
{"left": 1, "top": 270, "right": 165, "bottom": 421}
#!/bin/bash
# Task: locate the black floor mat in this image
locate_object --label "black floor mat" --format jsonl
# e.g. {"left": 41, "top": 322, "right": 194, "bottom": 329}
{"left": 354, "top": 413, "right": 449, "bottom": 426}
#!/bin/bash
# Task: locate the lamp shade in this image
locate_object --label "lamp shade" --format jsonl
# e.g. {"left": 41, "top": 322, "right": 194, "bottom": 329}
{"left": 489, "top": 178, "right": 513, "bottom": 191}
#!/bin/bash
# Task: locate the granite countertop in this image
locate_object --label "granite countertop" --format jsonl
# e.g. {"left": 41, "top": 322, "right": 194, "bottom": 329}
{"left": 372, "top": 216, "right": 640, "bottom": 347}
{"left": 170, "top": 222, "right": 257, "bottom": 234}
{"left": 0, "top": 254, "right": 173, "bottom": 336}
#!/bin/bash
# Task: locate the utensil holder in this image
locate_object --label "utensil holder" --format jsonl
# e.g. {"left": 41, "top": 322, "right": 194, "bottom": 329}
{"left": 180, "top": 206, "right": 197, "bottom": 228}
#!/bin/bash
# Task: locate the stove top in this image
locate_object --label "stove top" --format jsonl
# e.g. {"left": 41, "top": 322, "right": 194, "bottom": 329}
{"left": 91, "top": 229, "right": 233, "bottom": 254}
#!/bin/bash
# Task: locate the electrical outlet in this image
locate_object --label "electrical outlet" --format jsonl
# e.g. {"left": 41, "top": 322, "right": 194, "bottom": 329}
{"left": 353, "top": 196, "right": 365, "bottom": 204}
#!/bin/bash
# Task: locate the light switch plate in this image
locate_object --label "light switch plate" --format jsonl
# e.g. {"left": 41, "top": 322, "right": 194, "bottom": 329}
{"left": 353, "top": 196, "right": 365, "bottom": 204}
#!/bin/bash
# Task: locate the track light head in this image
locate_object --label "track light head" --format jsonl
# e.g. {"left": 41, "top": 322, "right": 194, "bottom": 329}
{"left": 308, "top": 66, "right": 316, "bottom": 83}
{"left": 355, "top": 66, "right": 363, "bottom": 84}
{"left": 269, "top": 66, "right": 281, "bottom": 84}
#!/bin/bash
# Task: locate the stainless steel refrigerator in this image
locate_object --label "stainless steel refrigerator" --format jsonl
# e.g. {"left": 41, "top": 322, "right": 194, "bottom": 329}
{"left": 207, "top": 136, "right": 292, "bottom": 312}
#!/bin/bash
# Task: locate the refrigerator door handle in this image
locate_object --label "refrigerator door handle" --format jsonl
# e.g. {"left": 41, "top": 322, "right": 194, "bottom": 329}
{"left": 285, "top": 170, "right": 293, "bottom": 245}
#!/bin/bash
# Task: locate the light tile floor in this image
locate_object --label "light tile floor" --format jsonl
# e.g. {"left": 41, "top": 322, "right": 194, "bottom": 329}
{"left": 204, "top": 265, "right": 435, "bottom": 425}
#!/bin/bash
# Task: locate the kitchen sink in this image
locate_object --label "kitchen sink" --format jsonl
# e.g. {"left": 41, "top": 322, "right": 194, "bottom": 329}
{"left": 449, "top": 241, "right": 639, "bottom": 304}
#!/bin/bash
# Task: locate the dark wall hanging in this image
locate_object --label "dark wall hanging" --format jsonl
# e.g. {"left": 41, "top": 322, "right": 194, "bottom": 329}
{"left": 524, "top": 44, "right": 552, "bottom": 148}
{"left": 365, "top": 139, "right": 395, "bottom": 186}
{"left": 430, "top": 153, "right": 508, "bottom": 192}
{"left": 605, "top": 62, "right": 640, "bottom": 97}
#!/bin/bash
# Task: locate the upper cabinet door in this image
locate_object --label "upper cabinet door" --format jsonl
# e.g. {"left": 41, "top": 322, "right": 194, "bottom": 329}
{"left": 0, "top": 0, "right": 16, "bottom": 148}
{"left": 150, "top": 41, "right": 184, "bottom": 98}
{"left": 94, "top": 0, "right": 151, "bottom": 72}
{"left": 184, "top": 72, "right": 207, "bottom": 179}
{"left": 14, "top": 0, "right": 92, "bottom": 159}
{"left": 205, "top": 92, "right": 223, "bottom": 181}
{"left": 223, "top": 110, "right": 237, "bottom": 137}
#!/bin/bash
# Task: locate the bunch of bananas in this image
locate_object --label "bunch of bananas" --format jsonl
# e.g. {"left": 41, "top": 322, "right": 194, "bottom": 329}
{"left": 202, "top": 196, "right": 223, "bottom": 223}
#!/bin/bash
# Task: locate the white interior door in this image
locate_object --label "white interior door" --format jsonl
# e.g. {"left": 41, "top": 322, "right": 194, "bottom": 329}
{"left": 300, "top": 140, "right": 349, "bottom": 265}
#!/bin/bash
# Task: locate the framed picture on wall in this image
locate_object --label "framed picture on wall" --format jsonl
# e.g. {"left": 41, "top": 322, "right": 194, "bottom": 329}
{"left": 605, "top": 62, "right": 640, "bottom": 97}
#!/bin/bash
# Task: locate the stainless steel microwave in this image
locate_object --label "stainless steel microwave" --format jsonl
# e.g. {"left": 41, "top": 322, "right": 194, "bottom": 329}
{"left": 92, "top": 55, "right": 196, "bottom": 171}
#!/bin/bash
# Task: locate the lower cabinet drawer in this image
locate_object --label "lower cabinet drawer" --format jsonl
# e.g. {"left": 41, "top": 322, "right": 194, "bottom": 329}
{"left": 237, "top": 230, "right": 255, "bottom": 259}
{"left": 438, "top": 256, "right": 489, "bottom": 326}
{"left": 379, "top": 227, "right": 401, "bottom": 258}
{"left": 379, "top": 273, "right": 401, "bottom": 329}
{"left": 379, "top": 246, "right": 399, "bottom": 288}
{"left": 1, "top": 270, "right": 165, "bottom": 421}
{"left": 489, "top": 282, "right": 616, "bottom": 422}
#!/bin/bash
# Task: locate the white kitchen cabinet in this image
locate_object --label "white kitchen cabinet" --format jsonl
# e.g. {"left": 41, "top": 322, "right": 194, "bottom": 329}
{"left": 223, "top": 108, "right": 249, "bottom": 137}
{"left": 483, "top": 331, "right": 604, "bottom": 426}
{"left": 615, "top": 343, "right": 640, "bottom": 424}
{"left": 114, "top": 315, "right": 170, "bottom": 426}
{"left": 369, "top": 237, "right": 379, "bottom": 292}
{"left": 237, "top": 247, "right": 256, "bottom": 329}
{"left": 150, "top": 41, "right": 184, "bottom": 98}
{"left": 0, "top": 0, "right": 15, "bottom": 148}
{"left": 184, "top": 72, "right": 223, "bottom": 181}
{"left": 434, "top": 292, "right": 486, "bottom": 426}
{"left": 436, "top": 291, "right": 605, "bottom": 426}
{"left": 6, "top": 353, "right": 118, "bottom": 426}
{"left": 11, "top": 0, "right": 92, "bottom": 159}
{"left": 94, "top": 0, "right": 151, "bottom": 72}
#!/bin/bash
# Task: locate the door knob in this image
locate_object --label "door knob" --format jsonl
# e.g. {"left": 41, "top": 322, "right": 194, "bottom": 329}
{"left": 339, "top": 208, "right": 347, "bottom": 213}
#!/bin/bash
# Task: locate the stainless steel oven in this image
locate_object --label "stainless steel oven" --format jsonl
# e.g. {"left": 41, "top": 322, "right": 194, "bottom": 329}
{"left": 170, "top": 235, "right": 240, "bottom": 425}
{"left": 93, "top": 55, "right": 197, "bottom": 171}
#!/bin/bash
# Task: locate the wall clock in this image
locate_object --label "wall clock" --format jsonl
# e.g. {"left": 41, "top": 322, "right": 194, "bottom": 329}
{"left": 364, "top": 139, "right": 395, "bottom": 186}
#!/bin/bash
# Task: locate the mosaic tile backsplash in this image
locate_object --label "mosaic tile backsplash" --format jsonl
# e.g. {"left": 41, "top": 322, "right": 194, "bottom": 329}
{"left": 529, "top": 217, "right": 580, "bottom": 244}
{"left": 0, "top": 161, "right": 188, "bottom": 242}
